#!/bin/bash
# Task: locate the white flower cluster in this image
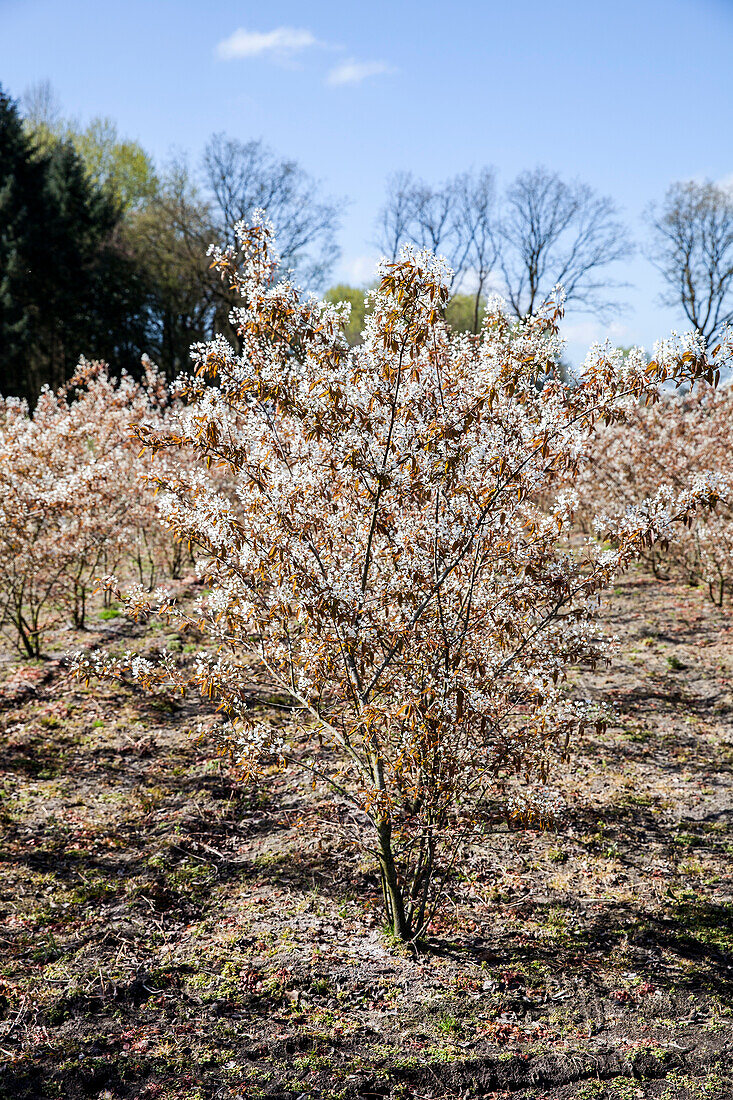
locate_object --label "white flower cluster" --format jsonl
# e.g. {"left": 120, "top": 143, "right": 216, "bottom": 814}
{"left": 236, "top": 721, "right": 289, "bottom": 761}
{"left": 507, "top": 787, "right": 567, "bottom": 823}
{"left": 0, "top": 360, "right": 187, "bottom": 654}
{"left": 576, "top": 377, "right": 733, "bottom": 604}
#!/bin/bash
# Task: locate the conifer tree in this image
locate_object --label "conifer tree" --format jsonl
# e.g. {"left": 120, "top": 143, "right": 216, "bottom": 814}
{"left": 0, "top": 85, "right": 151, "bottom": 400}
{"left": 0, "top": 86, "right": 48, "bottom": 396}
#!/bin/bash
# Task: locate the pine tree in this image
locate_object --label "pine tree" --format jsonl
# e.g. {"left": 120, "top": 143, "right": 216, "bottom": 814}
{"left": 0, "top": 87, "right": 48, "bottom": 396}
{"left": 1, "top": 85, "right": 153, "bottom": 400}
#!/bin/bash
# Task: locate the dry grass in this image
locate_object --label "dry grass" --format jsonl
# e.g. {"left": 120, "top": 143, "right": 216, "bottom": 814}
{"left": 1, "top": 566, "right": 732, "bottom": 1098}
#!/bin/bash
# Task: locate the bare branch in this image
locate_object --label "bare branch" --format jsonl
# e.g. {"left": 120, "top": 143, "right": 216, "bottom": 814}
{"left": 500, "top": 166, "right": 633, "bottom": 318}
{"left": 203, "top": 133, "right": 344, "bottom": 288}
{"left": 646, "top": 179, "right": 733, "bottom": 344}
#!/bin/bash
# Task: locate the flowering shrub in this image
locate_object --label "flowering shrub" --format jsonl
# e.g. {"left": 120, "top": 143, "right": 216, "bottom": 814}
{"left": 0, "top": 359, "right": 173, "bottom": 656}
{"left": 575, "top": 378, "right": 733, "bottom": 605}
{"left": 76, "top": 218, "right": 730, "bottom": 940}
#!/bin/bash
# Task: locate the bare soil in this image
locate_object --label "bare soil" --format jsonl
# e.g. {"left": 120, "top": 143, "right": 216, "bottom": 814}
{"left": 1, "top": 566, "right": 732, "bottom": 1099}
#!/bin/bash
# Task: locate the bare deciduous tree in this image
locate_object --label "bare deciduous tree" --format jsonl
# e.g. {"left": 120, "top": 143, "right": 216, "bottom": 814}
{"left": 129, "top": 159, "right": 220, "bottom": 374}
{"left": 377, "top": 171, "right": 465, "bottom": 277}
{"left": 376, "top": 171, "right": 417, "bottom": 263}
{"left": 647, "top": 180, "right": 733, "bottom": 345}
{"left": 129, "top": 138, "right": 345, "bottom": 373}
{"left": 499, "top": 167, "right": 632, "bottom": 318}
{"left": 20, "top": 79, "right": 62, "bottom": 132}
{"left": 376, "top": 168, "right": 499, "bottom": 329}
{"left": 405, "top": 178, "right": 458, "bottom": 257}
{"left": 454, "top": 168, "right": 499, "bottom": 332}
{"left": 203, "top": 134, "right": 344, "bottom": 287}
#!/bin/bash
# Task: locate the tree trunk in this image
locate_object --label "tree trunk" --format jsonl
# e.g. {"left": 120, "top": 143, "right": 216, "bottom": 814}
{"left": 376, "top": 819, "right": 409, "bottom": 940}
{"left": 406, "top": 831, "right": 436, "bottom": 936}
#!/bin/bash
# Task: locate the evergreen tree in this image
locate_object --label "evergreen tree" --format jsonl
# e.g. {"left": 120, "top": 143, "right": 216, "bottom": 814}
{"left": 33, "top": 140, "right": 151, "bottom": 393}
{"left": 0, "top": 87, "right": 48, "bottom": 396}
{"left": 0, "top": 85, "right": 152, "bottom": 400}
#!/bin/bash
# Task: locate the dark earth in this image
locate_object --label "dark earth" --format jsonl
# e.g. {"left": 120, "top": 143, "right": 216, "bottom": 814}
{"left": 1, "top": 565, "right": 732, "bottom": 1099}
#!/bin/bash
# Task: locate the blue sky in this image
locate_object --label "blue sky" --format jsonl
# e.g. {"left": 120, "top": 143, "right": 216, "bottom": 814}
{"left": 1, "top": 0, "right": 732, "bottom": 362}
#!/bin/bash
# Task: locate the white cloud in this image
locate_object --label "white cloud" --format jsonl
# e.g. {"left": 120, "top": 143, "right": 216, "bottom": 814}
{"left": 326, "top": 59, "right": 394, "bottom": 87}
{"left": 216, "top": 27, "right": 319, "bottom": 61}
{"left": 215, "top": 29, "right": 395, "bottom": 89}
